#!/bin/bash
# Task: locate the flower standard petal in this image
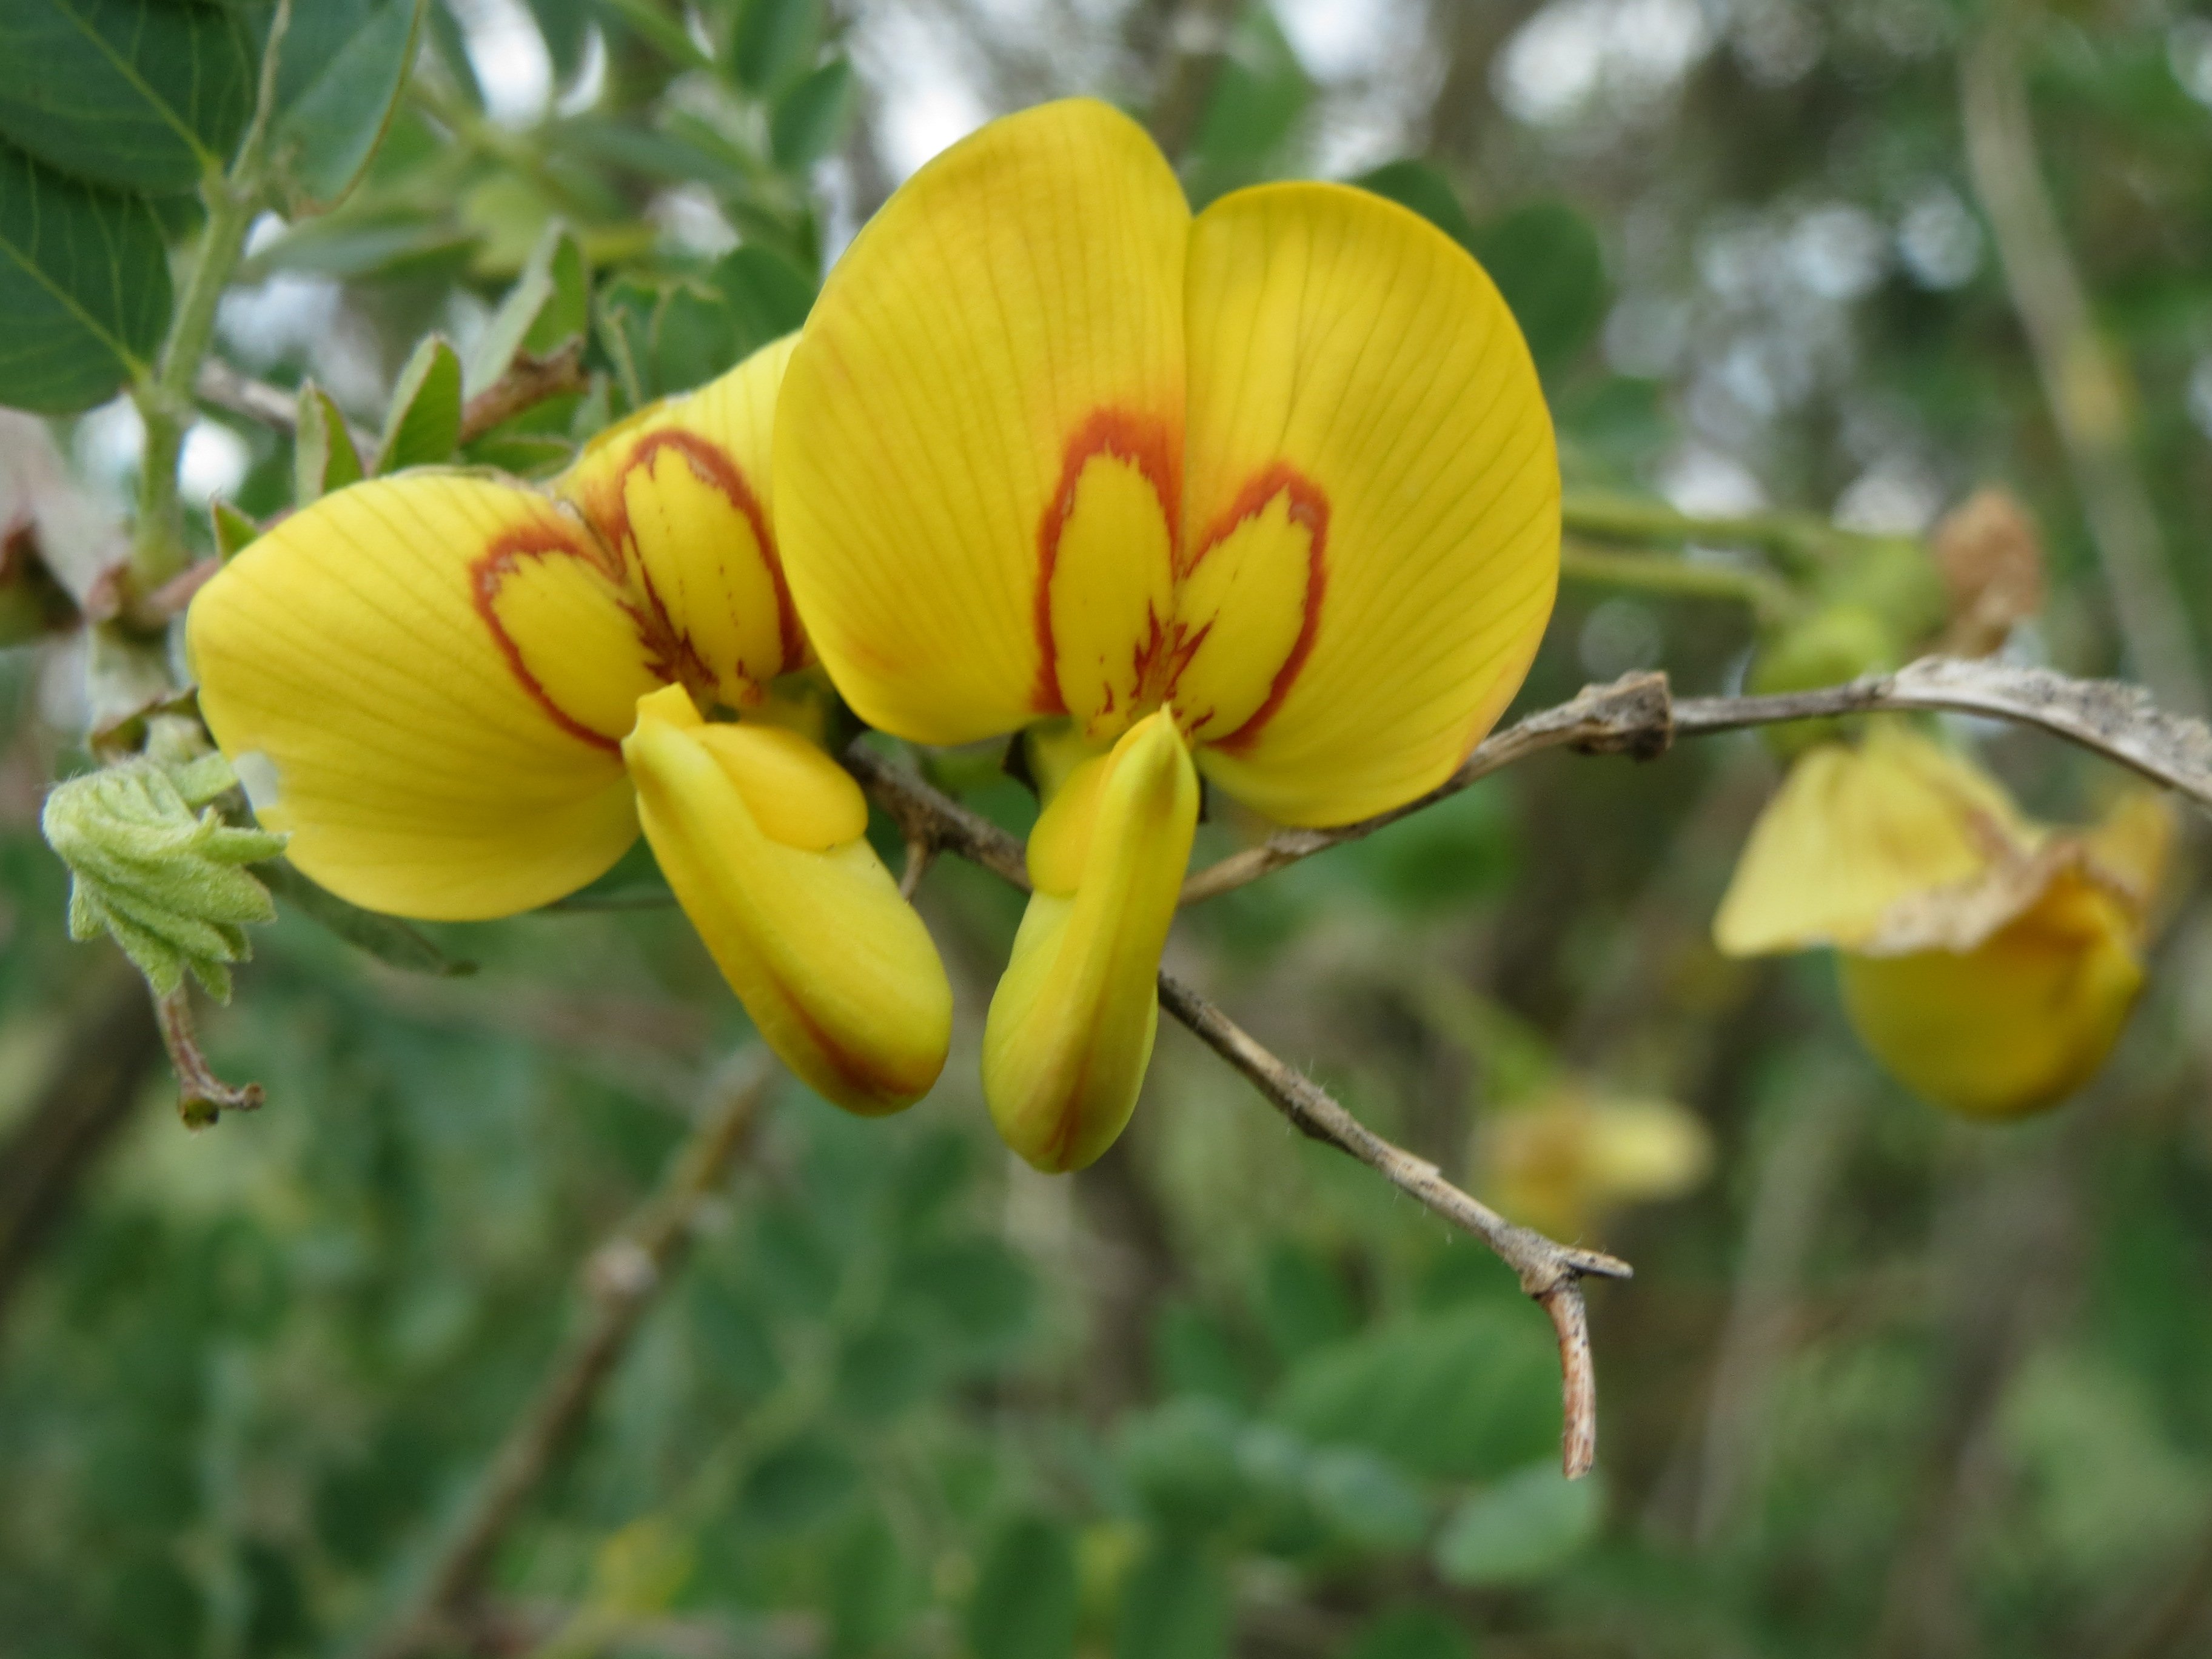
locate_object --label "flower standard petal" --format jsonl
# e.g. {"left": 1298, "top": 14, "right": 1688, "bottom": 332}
{"left": 558, "top": 337, "right": 804, "bottom": 712}
{"left": 1713, "top": 727, "right": 2036, "bottom": 957}
{"left": 982, "top": 709, "right": 1199, "bottom": 1171}
{"left": 623, "top": 686, "right": 952, "bottom": 1116}
{"left": 187, "top": 474, "right": 652, "bottom": 920}
{"left": 776, "top": 98, "right": 1191, "bottom": 746}
{"left": 1175, "top": 182, "right": 1560, "bottom": 828}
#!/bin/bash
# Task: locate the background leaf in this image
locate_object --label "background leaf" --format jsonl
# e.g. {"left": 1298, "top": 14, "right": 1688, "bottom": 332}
{"left": 967, "top": 1515, "right": 1079, "bottom": 1659}
{"left": 0, "top": 0, "right": 256, "bottom": 193}
{"left": 1466, "top": 202, "right": 1609, "bottom": 380}
{"left": 1432, "top": 1463, "right": 1603, "bottom": 1587}
{"left": 375, "top": 335, "right": 463, "bottom": 472}
{"left": 0, "top": 143, "right": 172, "bottom": 413}
{"left": 269, "top": 0, "right": 429, "bottom": 215}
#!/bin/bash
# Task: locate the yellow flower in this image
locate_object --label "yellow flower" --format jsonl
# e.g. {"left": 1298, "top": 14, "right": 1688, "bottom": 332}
{"left": 1714, "top": 723, "right": 2168, "bottom": 1120}
{"left": 186, "top": 339, "right": 951, "bottom": 1115}
{"left": 772, "top": 99, "right": 1560, "bottom": 1170}
{"left": 1476, "top": 1084, "right": 1713, "bottom": 1242}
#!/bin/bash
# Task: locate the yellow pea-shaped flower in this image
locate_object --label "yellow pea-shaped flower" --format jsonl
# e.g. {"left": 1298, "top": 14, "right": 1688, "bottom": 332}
{"left": 187, "top": 338, "right": 951, "bottom": 1115}
{"left": 1714, "top": 722, "right": 2167, "bottom": 1119}
{"left": 774, "top": 99, "right": 1560, "bottom": 1167}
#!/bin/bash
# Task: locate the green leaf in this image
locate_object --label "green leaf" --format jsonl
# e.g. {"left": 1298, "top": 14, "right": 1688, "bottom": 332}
{"left": 1269, "top": 1307, "right": 1559, "bottom": 1481}
{"left": 769, "top": 59, "right": 855, "bottom": 170}
{"left": 1255, "top": 1243, "right": 1356, "bottom": 1367}
{"left": 209, "top": 499, "right": 260, "bottom": 560}
{"left": 246, "top": 214, "right": 478, "bottom": 283}
{"left": 1117, "top": 1398, "right": 1246, "bottom": 1531}
{"left": 0, "top": 143, "right": 172, "bottom": 414}
{"left": 522, "top": 228, "right": 590, "bottom": 355}
{"left": 466, "top": 220, "right": 586, "bottom": 395}
{"left": 1184, "top": 3, "right": 1309, "bottom": 202}
{"left": 294, "top": 381, "right": 365, "bottom": 505}
{"left": 525, "top": 0, "right": 593, "bottom": 81}
{"left": 713, "top": 244, "right": 815, "bottom": 356}
{"left": 1432, "top": 1462, "right": 1603, "bottom": 1587}
{"left": 740, "top": 1435, "right": 858, "bottom": 1531}
{"left": 1344, "top": 1607, "right": 1476, "bottom": 1659}
{"left": 731, "top": 0, "right": 822, "bottom": 93}
{"left": 0, "top": 0, "right": 256, "bottom": 193}
{"left": 652, "top": 280, "right": 736, "bottom": 397}
{"left": 1304, "top": 1447, "right": 1429, "bottom": 1553}
{"left": 1353, "top": 159, "right": 1479, "bottom": 250}
{"left": 463, "top": 432, "right": 572, "bottom": 477}
{"left": 1113, "top": 1540, "right": 1227, "bottom": 1659}
{"left": 1466, "top": 203, "right": 1609, "bottom": 378}
{"left": 375, "top": 335, "right": 463, "bottom": 472}
{"left": 260, "top": 859, "right": 474, "bottom": 977}
{"left": 269, "top": 0, "right": 430, "bottom": 215}
{"left": 967, "top": 1515, "right": 1079, "bottom": 1659}
{"left": 42, "top": 754, "right": 284, "bottom": 1000}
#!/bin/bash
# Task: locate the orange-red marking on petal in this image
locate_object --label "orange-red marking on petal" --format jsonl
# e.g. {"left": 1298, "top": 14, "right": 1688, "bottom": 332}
{"left": 471, "top": 521, "right": 629, "bottom": 753}
{"left": 1032, "top": 409, "right": 1182, "bottom": 717}
{"left": 1192, "top": 465, "right": 1329, "bottom": 756}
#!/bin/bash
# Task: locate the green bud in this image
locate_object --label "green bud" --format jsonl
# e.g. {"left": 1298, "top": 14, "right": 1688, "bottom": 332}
{"left": 41, "top": 754, "right": 286, "bottom": 1000}
{"left": 1747, "top": 602, "right": 1901, "bottom": 759}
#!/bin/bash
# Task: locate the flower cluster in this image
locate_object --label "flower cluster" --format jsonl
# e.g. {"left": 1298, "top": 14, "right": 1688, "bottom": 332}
{"left": 187, "top": 98, "right": 1563, "bottom": 1166}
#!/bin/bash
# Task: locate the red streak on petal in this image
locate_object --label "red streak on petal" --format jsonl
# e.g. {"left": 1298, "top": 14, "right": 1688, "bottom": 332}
{"left": 588, "top": 428, "right": 805, "bottom": 683}
{"left": 471, "top": 521, "right": 625, "bottom": 754}
{"left": 1033, "top": 409, "right": 1182, "bottom": 717}
{"left": 1196, "top": 464, "right": 1329, "bottom": 756}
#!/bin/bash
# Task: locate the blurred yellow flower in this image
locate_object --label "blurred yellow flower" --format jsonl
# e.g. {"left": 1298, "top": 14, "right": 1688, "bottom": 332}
{"left": 773, "top": 98, "right": 1560, "bottom": 1169}
{"left": 187, "top": 340, "right": 951, "bottom": 1116}
{"left": 1714, "top": 723, "right": 2170, "bottom": 1119}
{"left": 1476, "top": 1084, "right": 1713, "bottom": 1241}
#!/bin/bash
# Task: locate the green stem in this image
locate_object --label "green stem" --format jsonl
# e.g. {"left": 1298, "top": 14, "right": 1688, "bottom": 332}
{"left": 1560, "top": 539, "right": 1797, "bottom": 623}
{"left": 1560, "top": 489, "right": 1877, "bottom": 579}
{"left": 127, "top": 0, "right": 294, "bottom": 595}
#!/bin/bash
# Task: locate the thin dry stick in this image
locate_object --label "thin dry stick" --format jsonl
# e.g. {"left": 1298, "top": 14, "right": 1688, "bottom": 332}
{"left": 1960, "top": 12, "right": 2207, "bottom": 716}
{"left": 1153, "top": 973, "right": 1629, "bottom": 1479}
{"left": 359, "top": 1052, "right": 777, "bottom": 1659}
{"left": 154, "top": 986, "right": 264, "bottom": 1128}
{"left": 457, "top": 342, "right": 588, "bottom": 446}
{"left": 844, "top": 742, "right": 1630, "bottom": 1478}
{"left": 1181, "top": 657, "right": 2212, "bottom": 905}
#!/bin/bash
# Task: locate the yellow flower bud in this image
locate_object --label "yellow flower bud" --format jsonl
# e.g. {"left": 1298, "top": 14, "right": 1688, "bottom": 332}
{"left": 983, "top": 709, "right": 1199, "bottom": 1171}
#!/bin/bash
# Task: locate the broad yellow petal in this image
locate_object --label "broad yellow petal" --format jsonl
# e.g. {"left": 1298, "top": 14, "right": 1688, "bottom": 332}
{"left": 983, "top": 711, "right": 1198, "bottom": 1171}
{"left": 1839, "top": 871, "right": 2142, "bottom": 1119}
{"left": 187, "top": 474, "right": 649, "bottom": 920}
{"left": 776, "top": 98, "right": 1190, "bottom": 745}
{"left": 623, "top": 686, "right": 951, "bottom": 1115}
{"left": 1714, "top": 726, "right": 2034, "bottom": 956}
{"left": 1173, "top": 183, "right": 1559, "bottom": 827}
{"left": 559, "top": 336, "right": 803, "bottom": 712}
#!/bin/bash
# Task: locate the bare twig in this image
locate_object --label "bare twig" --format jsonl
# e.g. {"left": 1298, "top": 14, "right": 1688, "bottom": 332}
{"left": 842, "top": 743, "right": 1032, "bottom": 890}
{"left": 154, "top": 987, "right": 264, "bottom": 1129}
{"left": 1156, "top": 973, "right": 1628, "bottom": 1477}
{"left": 1181, "top": 658, "right": 2212, "bottom": 904}
{"left": 457, "top": 341, "right": 589, "bottom": 445}
{"left": 358, "top": 1051, "right": 778, "bottom": 1659}
{"left": 199, "top": 344, "right": 589, "bottom": 459}
{"left": 1960, "top": 11, "right": 2207, "bottom": 714}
